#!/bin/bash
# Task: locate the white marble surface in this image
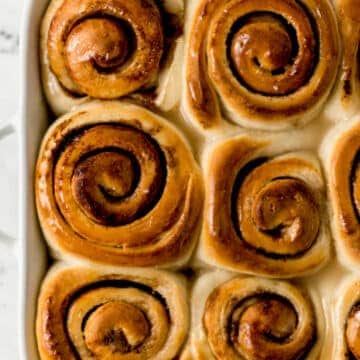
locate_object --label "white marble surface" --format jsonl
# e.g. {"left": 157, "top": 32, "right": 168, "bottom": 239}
{"left": 0, "top": 0, "right": 23, "bottom": 358}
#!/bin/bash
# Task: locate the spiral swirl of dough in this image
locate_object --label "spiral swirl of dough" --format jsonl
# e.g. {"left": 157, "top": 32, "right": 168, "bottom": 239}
{"left": 36, "top": 265, "right": 188, "bottom": 360}
{"left": 322, "top": 118, "right": 360, "bottom": 270}
{"left": 182, "top": 273, "right": 323, "bottom": 360}
{"left": 329, "top": 0, "right": 360, "bottom": 119}
{"left": 204, "top": 278, "right": 316, "bottom": 359}
{"left": 35, "top": 101, "right": 203, "bottom": 267}
{"left": 183, "top": 0, "right": 339, "bottom": 131}
{"left": 333, "top": 276, "right": 360, "bottom": 359}
{"left": 200, "top": 135, "right": 329, "bottom": 277}
{"left": 41, "top": 0, "right": 184, "bottom": 114}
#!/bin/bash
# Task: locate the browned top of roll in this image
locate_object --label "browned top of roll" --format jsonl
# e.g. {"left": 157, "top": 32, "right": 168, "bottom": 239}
{"left": 202, "top": 136, "right": 326, "bottom": 277}
{"left": 202, "top": 277, "right": 316, "bottom": 359}
{"left": 35, "top": 102, "right": 203, "bottom": 267}
{"left": 237, "top": 168, "right": 320, "bottom": 257}
{"left": 55, "top": 125, "right": 165, "bottom": 227}
{"left": 336, "top": 0, "right": 360, "bottom": 104}
{"left": 346, "top": 304, "right": 360, "bottom": 359}
{"left": 36, "top": 266, "right": 187, "bottom": 359}
{"left": 329, "top": 120, "right": 360, "bottom": 262}
{"left": 185, "top": 0, "right": 339, "bottom": 129}
{"left": 47, "top": 0, "right": 164, "bottom": 98}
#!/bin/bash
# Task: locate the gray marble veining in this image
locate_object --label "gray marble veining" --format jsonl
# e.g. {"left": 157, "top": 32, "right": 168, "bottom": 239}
{"left": 0, "top": 29, "right": 18, "bottom": 54}
{"left": 0, "top": 0, "right": 23, "bottom": 358}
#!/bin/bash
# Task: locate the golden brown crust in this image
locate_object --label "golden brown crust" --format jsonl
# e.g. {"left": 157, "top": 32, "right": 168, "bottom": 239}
{"left": 41, "top": 0, "right": 184, "bottom": 114}
{"left": 322, "top": 118, "right": 360, "bottom": 269}
{"left": 336, "top": 0, "right": 360, "bottom": 110}
{"left": 183, "top": 0, "right": 340, "bottom": 131}
{"left": 47, "top": 0, "right": 162, "bottom": 98}
{"left": 346, "top": 304, "right": 360, "bottom": 358}
{"left": 36, "top": 264, "right": 188, "bottom": 360}
{"left": 183, "top": 273, "right": 322, "bottom": 360}
{"left": 333, "top": 276, "right": 360, "bottom": 359}
{"left": 200, "top": 135, "right": 329, "bottom": 277}
{"left": 35, "top": 101, "right": 203, "bottom": 267}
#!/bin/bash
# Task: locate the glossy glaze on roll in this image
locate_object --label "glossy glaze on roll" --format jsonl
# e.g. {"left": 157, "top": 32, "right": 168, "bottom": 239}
{"left": 332, "top": 276, "right": 360, "bottom": 359}
{"left": 327, "top": 0, "right": 360, "bottom": 120}
{"left": 36, "top": 263, "right": 188, "bottom": 360}
{"left": 40, "top": 0, "right": 184, "bottom": 115}
{"left": 182, "top": 272, "right": 323, "bottom": 360}
{"left": 182, "top": 0, "right": 340, "bottom": 132}
{"left": 321, "top": 117, "right": 360, "bottom": 271}
{"left": 35, "top": 101, "right": 203, "bottom": 267}
{"left": 199, "top": 134, "right": 329, "bottom": 277}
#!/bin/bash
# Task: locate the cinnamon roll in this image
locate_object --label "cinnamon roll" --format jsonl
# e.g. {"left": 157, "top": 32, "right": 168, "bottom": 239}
{"left": 321, "top": 117, "right": 360, "bottom": 271}
{"left": 182, "top": 0, "right": 340, "bottom": 132}
{"left": 35, "top": 101, "right": 203, "bottom": 267}
{"left": 333, "top": 275, "right": 360, "bottom": 359}
{"left": 327, "top": 0, "right": 360, "bottom": 120}
{"left": 199, "top": 134, "right": 329, "bottom": 277}
{"left": 36, "top": 263, "right": 188, "bottom": 359}
{"left": 40, "top": 0, "right": 184, "bottom": 115}
{"left": 183, "top": 272, "right": 323, "bottom": 359}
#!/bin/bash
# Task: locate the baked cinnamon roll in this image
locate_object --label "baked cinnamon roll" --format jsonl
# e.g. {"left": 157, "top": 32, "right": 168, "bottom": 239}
{"left": 41, "top": 0, "right": 184, "bottom": 115}
{"left": 36, "top": 263, "right": 188, "bottom": 359}
{"left": 183, "top": 272, "right": 323, "bottom": 359}
{"left": 333, "top": 275, "right": 360, "bottom": 359}
{"left": 321, "top": 117, "right": 360, "bottom": 270}
{"left": 35, "top": 101, "right": 203, "bottom": 267}
{"left": 200, "top": 134, "right": 329, "bottom": 277}
{"left": 327, "top": 0, "right": 360, "bottom": 120}
{"left": 182, "top": 0, "right": 340, "bottom": 132}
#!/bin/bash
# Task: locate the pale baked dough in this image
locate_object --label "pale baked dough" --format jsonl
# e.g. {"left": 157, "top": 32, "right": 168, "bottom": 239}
{"left": 332, "top": 275, "right": 360, "bottom": 359}
{"left": 182, "top": 0, "right": 340, "bottom": 133}
{"left": 321, "top": 116, "right": 360, "bottom": 271}
{"left": 35, "top": 100, "right": 203, "bottom": 268}
{"left": 36, "top": 262, "right": 188, "bottom": 360}
{"left": 182, "top": 271, "right": 324, "bottom": 360}
{"left": 325, "top": 0, "right": 360, "bottom": 121}
{"left": 198, "top": 132, "right": 330, "bottom": 277}
{"left": 40, "top": 0, "right": 184, "bottom": 115}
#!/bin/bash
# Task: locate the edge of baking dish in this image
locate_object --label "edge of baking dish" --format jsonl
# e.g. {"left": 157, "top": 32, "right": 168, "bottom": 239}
{"left": 19, "top": 0, "right": 48, "bottom": 358}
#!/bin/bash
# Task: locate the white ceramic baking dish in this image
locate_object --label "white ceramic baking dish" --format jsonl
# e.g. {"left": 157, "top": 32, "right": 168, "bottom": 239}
{"left": 17, "top": 0, "right": 49, "bottom": 358}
